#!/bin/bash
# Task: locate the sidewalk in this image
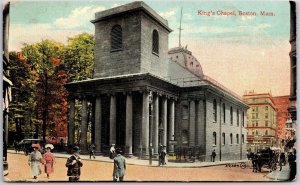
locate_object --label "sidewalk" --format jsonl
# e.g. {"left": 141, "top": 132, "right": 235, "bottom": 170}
{"left": 265, "top": 163, "right": 290, "bottom": 181}
{"left": 8, "top": 150, "right": 247, "bottom": 168}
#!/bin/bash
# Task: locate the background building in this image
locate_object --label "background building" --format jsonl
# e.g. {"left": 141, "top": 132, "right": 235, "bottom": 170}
{"left": 66, "top": 1, "right": 248, "bottom": 161}
{"left": 3, "top": 2, "right": 12, "bottom": 176}
{"left": 287, "top": 1, "right": 296, "bottom": 137}
{"left": 243, "top": 91, "right": 277, "bottom": 152}
{"left": 273, "top": 96, "right": 290, "bottom": 142}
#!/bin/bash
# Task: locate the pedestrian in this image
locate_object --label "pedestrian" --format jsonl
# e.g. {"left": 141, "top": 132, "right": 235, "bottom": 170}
{"left": 89, "top": 143, "right": 96, "bottom": 159}
{"left": 42, "top": 147, "right": 55, "bottom": 178}
{"left": 211, "top": 149, "right": 216, "bottom": 162}
{"left": 288, "top": 148, "right": 296, "bottom": 181}
{"left": 110, "top": 144, "right": 116, "bottom": 159}
{"left": 28, "top": 144, "right": 42, "bottom": 179}
{"left": 66, "top": 146, "right": 83, "bottom": 182}
{"left": 113, "top": 148, "right": 126, "bottom": 182}
{"left": 159, "top": 145, "right": 166, "bottom": 166}
{"left": 278, "top": 152, "right": 286, "bottom": 171}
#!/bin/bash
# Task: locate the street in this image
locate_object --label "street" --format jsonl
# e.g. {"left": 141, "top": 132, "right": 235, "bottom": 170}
{"left": 5, "top": 153, "right": 270, "bottom": 182}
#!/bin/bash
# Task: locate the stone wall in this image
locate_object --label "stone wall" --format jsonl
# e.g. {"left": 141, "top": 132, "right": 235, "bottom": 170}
{"left": 93, "top": 12, "right": 142, "bottom": 78}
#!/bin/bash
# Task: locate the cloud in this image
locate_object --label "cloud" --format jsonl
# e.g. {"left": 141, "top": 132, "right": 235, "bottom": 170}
{"left": 159, "top": 9, "right": 176, "bottom": 19}
{"left": 111, "top": 3, "right": 125, "bottom": 8}
{"left": 183, "top": 13, "right": 193, "bottom": 20}
{"left": 9, "top": 23, "right": 90, "bottom": 51}
{"left": 54, "top": 6, "right": 106, "bottom": 29}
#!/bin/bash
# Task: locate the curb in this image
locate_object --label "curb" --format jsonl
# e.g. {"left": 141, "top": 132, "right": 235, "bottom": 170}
{"left": 8, "top": 150, "right": 248, "bottom": 168}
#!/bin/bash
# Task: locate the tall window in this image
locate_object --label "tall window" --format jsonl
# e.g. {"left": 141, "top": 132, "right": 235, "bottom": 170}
{"left": 236, "top": 134, "right": 239, "bottom": 144}
{"left": 242, "top": 112, "right": 245, "bottom": 127}
{"left": 230, "top": 107, "right": 233, "bottom": 125}
{"left": 265, "top": 113, "right": 268, "bottom": 118}
{"left": 223, "top": 103, "right": 226, "bottom": 123}
{"left": 265, "top": 121, "right": 269, "bottom": 127}
{"left": 265, "top": 130, "right": 268, "bottom": 135}
{"left": 152, "top": 29, "right": 159, "bottom": 54}
{"left": 182, "top": 105, "right": 188, "bottom": 119}
{"left": 230, "top": 133, "right": 233, "bottom": 145}
{"left": 213, "top": 99, "right": 217, "bottom": 122}
{"left": 265, "top": 106, "right": 268, "bottom": 111}
{"left": 242, "top": 134, "right": 244, "bottom": 144}
{"left": 222, "top": 132, "right": 225, "bottom": 145}
{"left": 111, "top": 25, "right": 122, "bottom": 51}
{"left": 213, "top": 132, "right": 217, "bottom": 145}
{"left": 237, "top": 110, "right": 239, "bottom": 126}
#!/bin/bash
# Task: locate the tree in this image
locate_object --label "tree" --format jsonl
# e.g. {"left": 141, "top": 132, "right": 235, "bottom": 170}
{"left": 62, "top": 33, "right": 95, "bottom": 82}
{"left": 20, "top": 40, "right": 67, "bottom": 142}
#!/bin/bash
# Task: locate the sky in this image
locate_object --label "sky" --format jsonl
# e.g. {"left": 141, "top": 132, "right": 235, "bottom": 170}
{"left": 7, "top": 0, "right": 291, "bottom": 97}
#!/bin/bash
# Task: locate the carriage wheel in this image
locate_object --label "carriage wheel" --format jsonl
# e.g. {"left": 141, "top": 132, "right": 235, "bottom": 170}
{"left": 240, "top": 162, "right": 246, "bottom": 169}
{"left": 271, "top": 163, "right": 277, "bottom": 171}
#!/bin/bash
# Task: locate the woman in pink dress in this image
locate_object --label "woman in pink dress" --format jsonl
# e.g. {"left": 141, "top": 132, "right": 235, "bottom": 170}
{"left": 42, "top": 147, "right": 55, "bottom": 178}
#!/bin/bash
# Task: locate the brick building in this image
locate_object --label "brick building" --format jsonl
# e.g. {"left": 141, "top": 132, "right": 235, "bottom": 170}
{"left": 66, "top": 1, "right": 248, "bottom": 161}
{"left": 273, "top": 96, "right": 290, "bottom": 142}
{"left": 243, "top": 92, "right": 277, "bottom": 152}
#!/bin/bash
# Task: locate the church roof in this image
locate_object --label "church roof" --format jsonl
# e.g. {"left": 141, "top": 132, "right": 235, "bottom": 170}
{"left": 91, "top": 1, "right": 172, "bottom": 32}
{"left": 168, "top": 46, "right": 204, "bottom": 78}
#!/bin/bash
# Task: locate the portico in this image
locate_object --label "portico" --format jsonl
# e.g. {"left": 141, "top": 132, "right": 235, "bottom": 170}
{"left": 66, "top": 73, "right": 178, "bottom": 156}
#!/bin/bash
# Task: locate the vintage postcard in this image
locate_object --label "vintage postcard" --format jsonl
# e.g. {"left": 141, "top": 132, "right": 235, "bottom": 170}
{"left": 2, "top": 0, "right": 297, "bottom": 182}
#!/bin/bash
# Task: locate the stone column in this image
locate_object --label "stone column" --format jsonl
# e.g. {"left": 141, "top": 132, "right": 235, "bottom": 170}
{"left": 197, "top": 100, "right": 205, "bottom": 150}
{"left": 169, "top": 99, "right": 175, "bottom": 154}
{"left": 142, "top": 91, "right": 149, "bottom": 155}
{"left": 68, "top": 97, "right": 75, "bottom": 145}
{"left": 80, "top": 98, "right": 88, "bottom": 152}
{"left": 94, "top": 96, "right": 102, "bottom": 154}
{"left": 153, "top": 94, "right": 159, "bottom": 155}
{"left": 162, "top": 97, "right": 167, "bottom": 147}
{"left": 110, "top": 94, "right": 117, "bottom": 145}
{"left": 125, "top": 93, "right": 133, "bottom": 156}
{"left": 189, "top": 100, "right": 196, "bottom": 147}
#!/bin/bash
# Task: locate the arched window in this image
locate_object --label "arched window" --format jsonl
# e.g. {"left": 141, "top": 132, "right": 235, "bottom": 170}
{"left": 213, "top": 99, "right": 217, "bottom": 122}
{"left": 152, "top": 29, "right": 159, "bottom": 54}
{"left": 230, "top": 133, "right": 233, "bottom": 145}
{"left": 230, "top": 107, "right": 233, "bottom": 125}
{"left": 213, "top": 132, "right": 217, "bottom": 145}
{"left": 111, "top": 25, "right": 122, "bottom": 51}
{"left": 223, "top": 103, "right": 226, "bottom": 123}
{"left": 222, "top": 132, "right": 225, "bottom": 145}
{"left": 236, "top": 134, "right": 239, "bottom": 144}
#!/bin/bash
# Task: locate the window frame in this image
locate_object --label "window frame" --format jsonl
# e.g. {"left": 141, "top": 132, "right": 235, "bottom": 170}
{"left": 110, "top": 25, "right": 123, "bottom": 52}
{"left": 152, "top": 29, "right": 159, "bottom": 55}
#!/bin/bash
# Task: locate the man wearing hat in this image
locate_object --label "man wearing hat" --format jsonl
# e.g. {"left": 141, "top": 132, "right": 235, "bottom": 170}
{"left": 113, "top": 148, "right": 126, "bottom": 181}
{"left": 66, "top": 146, "right": 83, "bottom": 181}
{"left": 28, "top": 144, "right": 42, "bottom": 179}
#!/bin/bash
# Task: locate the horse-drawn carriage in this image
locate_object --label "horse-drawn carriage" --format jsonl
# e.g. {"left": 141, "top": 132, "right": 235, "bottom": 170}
{"left": 250, "top": 148, "right": 278, "bottom": 172}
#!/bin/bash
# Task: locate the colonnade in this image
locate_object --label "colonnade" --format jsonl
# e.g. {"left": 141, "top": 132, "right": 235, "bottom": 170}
{"left": 68, "top": 90, "right": 176, "bottom": 156}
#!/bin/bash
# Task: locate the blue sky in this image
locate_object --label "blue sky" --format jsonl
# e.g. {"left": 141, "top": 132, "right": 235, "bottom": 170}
{"left": 8, "top": 0, "right": 291, "bottom": 96}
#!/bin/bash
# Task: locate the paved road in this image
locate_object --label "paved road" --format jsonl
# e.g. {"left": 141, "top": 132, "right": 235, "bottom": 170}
{"left": 4, "top": 153, "right": 270, "bottom": 182}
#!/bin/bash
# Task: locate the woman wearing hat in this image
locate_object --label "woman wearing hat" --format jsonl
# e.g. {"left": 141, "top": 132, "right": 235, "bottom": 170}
{"left": 66, "top": 146, "right": 83, "bottom": 181}
{"left": 42, "top": 147, "right": 55, "bottom": 178}
{"left": 28, "top": 144, "right": 42, "bottom": 179}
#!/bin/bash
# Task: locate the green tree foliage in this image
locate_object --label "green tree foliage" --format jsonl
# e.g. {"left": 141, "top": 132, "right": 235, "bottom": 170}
{"left": 62, "top": 33, "right": 95, "bottom": 82}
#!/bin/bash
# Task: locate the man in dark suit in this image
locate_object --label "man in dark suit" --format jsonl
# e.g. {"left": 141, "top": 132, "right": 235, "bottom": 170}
{"left": 66, "top": 146, "right": 83, "bottom": 181}
{"left": 113, "top": 148, "right": 126, "bottom": 181}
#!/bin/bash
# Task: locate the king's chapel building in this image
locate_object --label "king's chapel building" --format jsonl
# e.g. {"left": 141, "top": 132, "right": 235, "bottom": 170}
{"left": 66, "top": 1, "right": 248, "bottom": 161}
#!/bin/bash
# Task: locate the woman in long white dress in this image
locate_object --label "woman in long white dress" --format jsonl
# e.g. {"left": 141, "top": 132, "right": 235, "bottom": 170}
{"left": 28, "top": 144, "right": 42, "bottom": 179}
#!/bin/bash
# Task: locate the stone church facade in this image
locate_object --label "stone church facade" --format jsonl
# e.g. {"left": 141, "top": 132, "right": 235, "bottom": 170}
{"left": 66, "top": 1, "right": 248, "bottom": 161}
